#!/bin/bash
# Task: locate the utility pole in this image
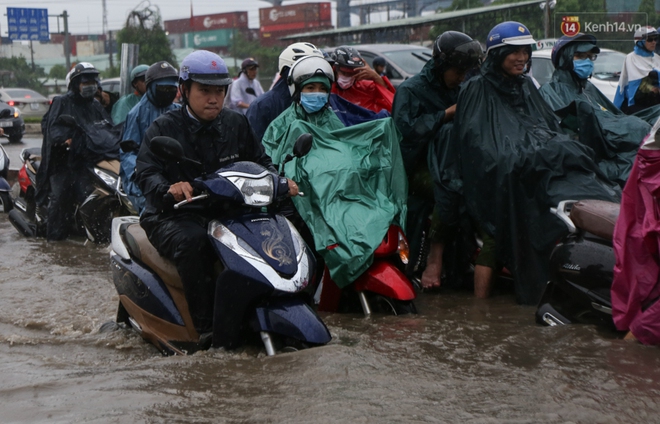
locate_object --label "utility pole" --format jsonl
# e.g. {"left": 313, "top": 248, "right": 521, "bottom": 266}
{"left": 108, "top": 30, "right": 114, "bottom": 70}
{"left": 102, "top": 0, "right": 108, "bottom": 36}
{"left": 30, "top": 41, "right": 35, "bottom": 72}
{"left": 63, "top": 10, "right": 71, "bottom": 70}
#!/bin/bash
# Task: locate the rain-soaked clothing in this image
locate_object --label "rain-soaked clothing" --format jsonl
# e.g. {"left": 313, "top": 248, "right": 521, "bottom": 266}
{"left": 614, "top": 43, "right": 660, "bottom": 112}
{"left": 121, "top": 94, "right": 180, "bottom": 213}
{"left": 227, "top": 72, "right": 264, "bottom": 115}
{"left": 246, "top": 70, "right": 291, "bottom": 141}
{"left": 136, "top": 106, "right": 273, "bottom": 341}
{"left": 539, "top": 67, "right": 646, "bottom": 186}
{"left": 612, "top": 121, "right": 660, "bottom": 345}
{"left": 111, "top": 92, "right": 141, "bottom": 125}
{"left": 331, "top": 77, "right": 395, "bottom": 114}
{"left": 37, "top": 91, "right": 119, "bottom": 240}
{"left": 263, "top": 103, "right": 407, "bottom": 287}
{"left": 455, "top": 47, "right": 619, "bottom": 304}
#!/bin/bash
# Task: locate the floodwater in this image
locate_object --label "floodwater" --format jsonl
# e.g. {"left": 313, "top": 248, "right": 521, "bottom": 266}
{"left": 1, "top": 215, "right": 660, "bottom": 423}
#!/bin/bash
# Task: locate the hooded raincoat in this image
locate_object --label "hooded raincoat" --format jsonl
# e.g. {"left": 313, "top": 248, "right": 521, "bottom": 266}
{"left": 111, "top": 93, "right": 141, "bottom": 125}
{"left": 262, "top": 103, "right": 407, "bottom": 287}
{"left": 246, "top": 69, "right": 292, "bottom": 141}
{"left": 331, "top": 77, "right": 395, "bottom": 114}
{"left": 120, "top": 93, "right": 180, "bottom": 213}
{"left": 539, "top": 44, "right": 647, "bottom": 186}
{"left": 612, "top": 118, "right": 660, "bottom": 345}
{"left": 614, "top": 43, "right": 660, "bottom": 110}
{"left": 456, "top": 47, "right": 619, "bottom": 304}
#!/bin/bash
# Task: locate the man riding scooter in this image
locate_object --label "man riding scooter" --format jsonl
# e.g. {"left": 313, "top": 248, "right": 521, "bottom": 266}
{"left": 37, "top": 62, "right": 118, "bottom": 241}
{"left": 135, "top": 50, "right": 299, "bottom": 336}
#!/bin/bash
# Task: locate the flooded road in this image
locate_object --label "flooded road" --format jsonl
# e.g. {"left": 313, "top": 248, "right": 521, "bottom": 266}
{"left": 1, "top": 214, "right": 659, "bottom": 423}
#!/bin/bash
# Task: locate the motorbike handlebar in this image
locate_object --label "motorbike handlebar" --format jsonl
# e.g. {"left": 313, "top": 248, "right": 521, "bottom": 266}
{"left": 173, "top": 193, "right": 210, "bottom": 209}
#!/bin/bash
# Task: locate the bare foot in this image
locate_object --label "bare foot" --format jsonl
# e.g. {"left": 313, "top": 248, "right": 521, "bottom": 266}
{"left": 421, "top": 242, "right": 443, "bottom": 289}
{"left": 474, "top": 265, "right": 494, "bottom": 298}
{"left": 623, "top": 331, "right": 638, "bottom": 342}
{"left": 421, "top": 264, "right": 441, "bottom": 289}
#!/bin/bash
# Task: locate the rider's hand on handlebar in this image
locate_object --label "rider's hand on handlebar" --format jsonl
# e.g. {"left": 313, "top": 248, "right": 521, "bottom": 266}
{"left": 287, "top": 178, "right": 299, "bottom": 197}
{"left": 168, "top": 181, "right": 194, "bottom": 202}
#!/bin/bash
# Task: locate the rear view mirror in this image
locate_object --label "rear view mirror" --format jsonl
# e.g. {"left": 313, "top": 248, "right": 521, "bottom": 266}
{"left": 150, "top": 136, "right": 184, "bottom": 162}
{"left": 57, "top": 114, "right": 77, "bottom": 127}
{"left": 293, "top": 133, "right": 313, "bottom": 158}
{"left": 0, "top": 109, "right": 11, "bottom": 120}
{"left": 245, "top": 87, "right": 256, "bottom": 96}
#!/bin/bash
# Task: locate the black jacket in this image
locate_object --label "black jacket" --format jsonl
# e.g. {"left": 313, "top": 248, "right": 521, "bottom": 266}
{"left": 136, "top": 106, "right": 274, "bottom": 220}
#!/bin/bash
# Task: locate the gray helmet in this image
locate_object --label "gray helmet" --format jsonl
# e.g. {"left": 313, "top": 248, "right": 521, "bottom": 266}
{"left": 287, "top": 55, "right": 334, "bottom": 97}
{"left": 145, "top": 61, "right": 178, "bottom": 87}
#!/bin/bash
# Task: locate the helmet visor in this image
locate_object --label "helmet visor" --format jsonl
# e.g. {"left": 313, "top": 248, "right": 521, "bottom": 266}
{"left": 296, "top": 69, "right": 334, "bottom": 85}
{"left": 447, "top": 40, "right": 484, "bottom": 70}
{"left": 188, "top": 73, "right": 232, "bottom": 86}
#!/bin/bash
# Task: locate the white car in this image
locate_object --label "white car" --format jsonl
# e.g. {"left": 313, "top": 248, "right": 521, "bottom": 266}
{"left": 531, "top": 48, "right": 625, "bottom": 102}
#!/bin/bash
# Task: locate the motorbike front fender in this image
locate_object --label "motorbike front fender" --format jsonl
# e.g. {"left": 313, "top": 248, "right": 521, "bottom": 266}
{"left": 253, "top": 298, "right": 331, "bottom": 346}
{"left": 0, "top": 177, "right": 10, "bottom": 192}
{"left": 354, "top": 260, "right": 416, "bottom": 301}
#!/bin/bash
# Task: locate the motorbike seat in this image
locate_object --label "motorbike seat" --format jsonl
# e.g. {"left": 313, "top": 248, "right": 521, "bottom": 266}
{"left": 569, "top": 200, "right": 620, "bottom": 240}
{"left": 97, "top": 160, "right": 120, "bottom": 175}
{"left": 124, "top": 223, "right": 184, "bottom": 291}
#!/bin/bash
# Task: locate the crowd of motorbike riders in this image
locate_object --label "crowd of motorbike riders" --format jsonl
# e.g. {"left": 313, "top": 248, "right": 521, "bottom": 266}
{"left": 29, "top": 20, "right": 660, "bottom": 344}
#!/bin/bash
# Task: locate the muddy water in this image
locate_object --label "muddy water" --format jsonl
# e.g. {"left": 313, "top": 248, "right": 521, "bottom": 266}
{"left": 1, "top": 216, "right": 660, "bottom": 424}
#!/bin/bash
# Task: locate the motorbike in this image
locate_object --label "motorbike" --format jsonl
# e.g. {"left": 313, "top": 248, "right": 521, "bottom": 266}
{"left": 8, "top": 114, "right": 135, "bottom": 243}
{"left": 535, "top": 199, "right": 619, "bottom": 329}
{"left": 109, "top": 135, "right": 331, "bottom": 356}
{"left": 315, "top": 224, "right": 418, "bottom": 315}
{"left": 0, "top": 109, "right": 13, "bottom": 213}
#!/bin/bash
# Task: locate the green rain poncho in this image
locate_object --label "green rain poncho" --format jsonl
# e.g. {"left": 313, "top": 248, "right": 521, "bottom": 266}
{"left": 263, "top": 103, "right": 408, "bottom": 287}
{"left": 456, "top": 46, "right": 619, "bottom": 304}
{"left": 539, "top": 42, "right": 647, "bottom": 186}
{"left": 111, "top": 93, "right": 141, "bottom": 125}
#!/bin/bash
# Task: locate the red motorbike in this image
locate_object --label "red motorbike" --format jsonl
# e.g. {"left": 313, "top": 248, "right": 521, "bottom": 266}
{"left": 316, "top": 225, "right": 417, "bottom": 315}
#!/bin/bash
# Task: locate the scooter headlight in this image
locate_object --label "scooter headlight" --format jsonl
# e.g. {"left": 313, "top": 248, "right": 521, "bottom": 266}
{"left": 224, "top": 173, "right": 274, "bottom": 206}
{"left": 397, "top": 230, "right": 409, "bottom": 265}
{"left": 94, "top": 167, "right": 118, "bottom": 189}
{"left": 13, "top": 107, "right": 20, "bottom": 118}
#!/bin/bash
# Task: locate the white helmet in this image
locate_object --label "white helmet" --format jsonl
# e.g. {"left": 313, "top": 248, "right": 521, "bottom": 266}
{"left": 287, "top": 55, "right": 334, "bottom": 97}
{"left": 279, "top": 42, "right": 324, "bottom": 73}
{"left": 634, "top": 26, "right": 659, "bottom": 41}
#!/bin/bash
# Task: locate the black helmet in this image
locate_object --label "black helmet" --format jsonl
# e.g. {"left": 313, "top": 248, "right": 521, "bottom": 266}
{"left": 67, "top": 62, "right": 100, "bottom": 90}
{"left": 433, "top": 31, "right": 484, "bottom": 70}
{"left": 331, "top": 46, "right": 365, "bottom": 68}
{"left": 145, "top": 61, "right": 178, "bottom": 87}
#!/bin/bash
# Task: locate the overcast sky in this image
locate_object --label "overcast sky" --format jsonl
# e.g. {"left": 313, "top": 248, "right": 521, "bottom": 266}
{"left": 2, "top": 0, "right": 404, "bottom": 36}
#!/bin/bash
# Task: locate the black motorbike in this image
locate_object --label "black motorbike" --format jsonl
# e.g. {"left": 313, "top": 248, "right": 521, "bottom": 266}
{"left": 536, "top": 199, "right": 620, "bottom": 329}
{"left": 8, "top": 115, "right": 135, "bottom": 242}
{"left": 108, "top": 135, "right": 331, "bottom": 356}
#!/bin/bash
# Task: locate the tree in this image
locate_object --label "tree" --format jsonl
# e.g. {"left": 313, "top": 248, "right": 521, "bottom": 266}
{"left": 0, "top": 57, "right": 46, "bottom": 94}
{"left": 116, "top": 4, "right": 177, "bottom": 67}
{"left": 49, "top": 64, "right": 68, "bottom": 80}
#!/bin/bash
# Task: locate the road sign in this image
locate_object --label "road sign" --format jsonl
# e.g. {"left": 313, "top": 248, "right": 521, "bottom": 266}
{"left": 7, "top": 8, "right": 49, "bottom": 41}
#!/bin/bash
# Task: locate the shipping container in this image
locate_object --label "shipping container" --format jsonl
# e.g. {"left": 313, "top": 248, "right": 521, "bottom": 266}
{"left": 259, "top": 2, "right": 331, "bottom": 29}
{"left": 165, "top": 11, "right": 248, "bottom": 35}
{"left": 183, "top": 28, "right": 233, "bottom": 49}
{"left": 76, "top": 40, "right": 104, "bottom": 56}
{"left": 259, "top": 24, "right": 333, "bottom": 47}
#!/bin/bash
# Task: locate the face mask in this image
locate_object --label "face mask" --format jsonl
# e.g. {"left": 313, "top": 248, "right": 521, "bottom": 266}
{"left": 150, "top": 85, "right": 178, "bottom": 108}
{"left": 80, "top": 84, "right": 97, "bottom": 99}
{"left": 300, "top": 92, "right": 329, "bottom": 114}
{"left": 572, "top": 59, "right": 594, "bottom": 79}
{"left": 336, "top": 74, "right": 355, "bottom": 89}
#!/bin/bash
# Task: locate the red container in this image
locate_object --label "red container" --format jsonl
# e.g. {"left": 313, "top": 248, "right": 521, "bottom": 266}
{"left": 259, "top": 24, "right": 332, "bottom": 46}
{"left": 165, "top": 11, "right": 249, "bottom": 34}
{"left": 259, "top": 2, "right": 331, "bottom": 29}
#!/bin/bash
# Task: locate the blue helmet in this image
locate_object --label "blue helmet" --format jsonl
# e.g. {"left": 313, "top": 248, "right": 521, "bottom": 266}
{"left": 179, "top": 50, "right": 232, "bottom": 86}
{"left": 486, "top": 21, "right": 536, "bottom": 53}
{"left": 551, "top": 33, "right": 599, "bottom": 68}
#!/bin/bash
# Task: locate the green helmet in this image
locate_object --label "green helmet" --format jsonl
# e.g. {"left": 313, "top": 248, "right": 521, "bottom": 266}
{"left": 130, "top": 64, "right": 149, "bottom": 84}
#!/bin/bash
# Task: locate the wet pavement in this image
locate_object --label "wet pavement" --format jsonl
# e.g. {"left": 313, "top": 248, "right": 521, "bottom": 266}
{"left": 1, "top": 207, "right": 660, "bottom": 422}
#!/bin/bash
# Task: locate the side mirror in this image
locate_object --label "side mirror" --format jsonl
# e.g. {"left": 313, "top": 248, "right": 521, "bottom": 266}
{"left": 293, "top": 133, "right": 313, "bottom": 158}
{"left": 57, "top": 114, "right": 77, "bottom": 127}
{"left": 150, "top": 136, "right": 184, "bottom": 162}
{"left": 245, "top": 87, "right": 256, "bottom": 96}
{"left": 0, "top": 108, "right": 11, "bottom": 120}
{"left": 120, "top": 139, "right": 140, "bottom": 153}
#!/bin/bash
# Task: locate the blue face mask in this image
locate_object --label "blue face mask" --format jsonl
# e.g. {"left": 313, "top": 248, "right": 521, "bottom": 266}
{"left": 573, "top": 58, "right": 594, "bottom": 79}
{"left": 300, "top": 92, "right": 329, "bottom": 114}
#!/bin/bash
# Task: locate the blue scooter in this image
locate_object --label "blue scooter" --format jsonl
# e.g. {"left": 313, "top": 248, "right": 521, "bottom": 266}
{"left": 109, "top": 135, "right": 331, "bottom": 355}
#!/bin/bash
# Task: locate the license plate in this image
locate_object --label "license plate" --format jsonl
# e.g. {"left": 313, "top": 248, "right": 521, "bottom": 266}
{"left": 0, "top": 120, "right": 12, "bottom": 127}
{"left": 30, "top": 103, "right": 39, "bottom": 110}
